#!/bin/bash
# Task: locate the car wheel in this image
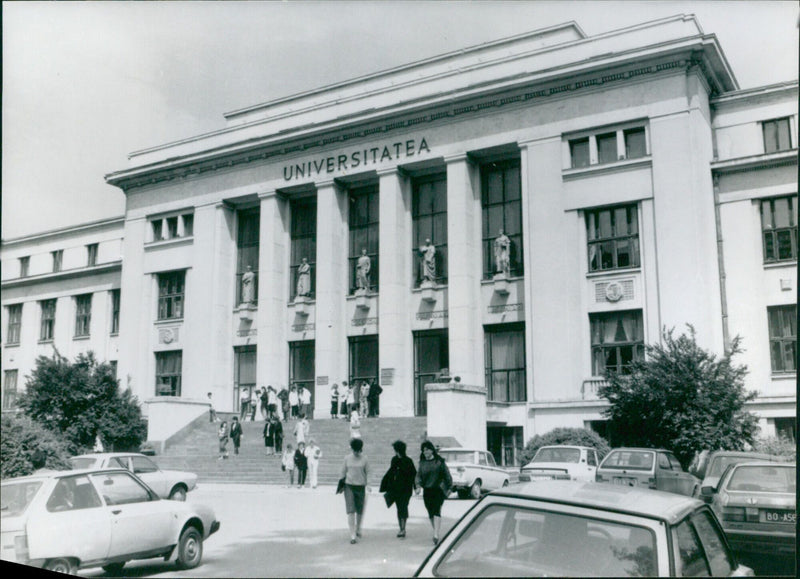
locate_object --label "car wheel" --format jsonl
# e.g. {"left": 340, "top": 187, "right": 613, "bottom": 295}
{"left": 102, "top": 562, "right": 126, "bottom": 574}
{"left": 469, "top": 479, "right": 482, "bottom": 499}
{"left": 45, "top": 558, "right": 76, "bottom": 574}
{"left": 169, "top": 485, "right": 188, "bottom": 501}
{"left": 176, "top": 526, "right": 203, "bottom": 569}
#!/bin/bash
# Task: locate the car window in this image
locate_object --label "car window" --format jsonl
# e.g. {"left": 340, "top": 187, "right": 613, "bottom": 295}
{"left": 441, "top": 451, "right": 475, "bottom": 464}
{"left": 691, "top": 510, "right": 735, "bottom": 576}
{"left": 657, "top": 453, "right": 672, "bottom": 470}
{"left": 69, "top": 457, "right": 97, "bottom": 470}
{"left": 726, "top": 465, "right": 795, "bottom": 493}
{"left": 534, "top": 447, "right": 581, "bottom": 463}
{"left": 667, "top": 454, "right": 683, "bottom": 471}
{"left": 131, "top": 456, "right": 159, "bottom": 474}
{"left": 673, "top": 519, "right": 710, "bottom": 576}
{"left": 90, "top": 472, "right": 153, "bottom": 505}
{"left": 110, "top": 457, "right": 129, "bottom": 470}
{"left": 486, "top": 453, "right": 497, "bottom": 467}
{"left": 46, "top": 476, "right": 102, "bottom": 512}
{"left": 587, "top": 451, "right": 598, "bottom": 467}
{"left": 602, "top": 451, "right": 654, "bottom": 471}
{"left": 477, "top": 453, "right": 488, "bottom": 466}
{"left": 1, "top": 481, "right": 43, "bottom": 518}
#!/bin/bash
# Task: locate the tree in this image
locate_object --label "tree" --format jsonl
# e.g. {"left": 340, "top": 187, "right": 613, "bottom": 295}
{"left": 18, "top": 351, "right": 147, "bottom": 453}
{"left": 1, "top": 414, "right": 73, "bottom": 479}
{"left": 520, "top": 427, "right": 611, "bottom": 466}
{"left": 598, "top": 326, "right": 759, "bottom": 467}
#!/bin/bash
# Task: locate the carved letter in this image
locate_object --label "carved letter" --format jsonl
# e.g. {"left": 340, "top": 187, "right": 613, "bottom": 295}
{"left": 370, "top": 148, "right": 380, "bottom": 163}
{"left": 338, "top": 155, "right": 348, "bottom": 171}
{"left": 351, "top": 151, "right": 361, "bottom": 168}
{"left": 381, "top": 146, "right": 392, "bottom": 162}
{"left": 283, "top": 166, "right": 293, "bottom": 180}
{"left": 406, "top": 140, "right": 415, "bottom": 156}
{"left": 296, "top": 164, "right": 305, "bottom": 178}
{"left": 326, "top": 157, "right": 335, "bottom": 173}
{"left": 393, "top": 142, "right": 402, "bottom": 157}
{"left": 314, "top": 159, "right": 325, "bottom": 174}
{"left": 418, "top": 137, "right": 430, "bottom": 154}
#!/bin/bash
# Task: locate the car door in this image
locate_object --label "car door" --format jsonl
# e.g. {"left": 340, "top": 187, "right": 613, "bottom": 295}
{"left": 131, "top": 455, "right": 167, "bottom": 497}
{"left": 582, "top": 449, "right": 598, "bottom": 482}
{"left": 668, "top": 453, "right": 696, "bottom": 496}
{"left": 656, "top": 452, "right": 679, "bottom": 494}
{"left": 480, "top": 452, "right": 506, "bottom": 489}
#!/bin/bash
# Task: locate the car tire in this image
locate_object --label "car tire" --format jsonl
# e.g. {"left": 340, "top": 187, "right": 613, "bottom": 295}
{"left": 45, "top": 558, "right": 76, "bottom": 574}
{"left": 169, "top": 485, "right": 188, "bottom": 501}
{"left": 102, "top": 562, "right": 126, "bottom": 574}
{"left": 469, "top": 480, "right": 482, "bottom": 499}
{"left": 175, "top": 526, "right": 203, "bottom": 570}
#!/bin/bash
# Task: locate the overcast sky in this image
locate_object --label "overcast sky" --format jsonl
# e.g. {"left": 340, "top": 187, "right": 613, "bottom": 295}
{"left": 3, "top": 1, "right": 798, "bottom": 239}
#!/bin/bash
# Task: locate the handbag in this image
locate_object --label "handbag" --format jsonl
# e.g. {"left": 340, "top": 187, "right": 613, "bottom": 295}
{"left": 336, "top": 478, "right": 346, "bottom": 494}
{"left": 281, "top": 464, "right": 286, "bottom": 472}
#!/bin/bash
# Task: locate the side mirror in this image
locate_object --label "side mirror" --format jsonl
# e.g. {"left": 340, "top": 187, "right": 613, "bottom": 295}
{"left": 700, "top": 486, "right": 715, "bottom": 497}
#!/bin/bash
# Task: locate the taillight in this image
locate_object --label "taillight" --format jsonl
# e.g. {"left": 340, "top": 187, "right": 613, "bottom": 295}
{"left": 722, "top": 507, "right": 746, "bottom": 522}
{"left": 14, "top": 535, "right": 29, "bottom": 562}
{"left": 648, "top": 477, "right": 657, "bottom": 489}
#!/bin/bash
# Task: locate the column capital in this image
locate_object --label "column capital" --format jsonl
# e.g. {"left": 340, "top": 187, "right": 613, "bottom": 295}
{"left": 517, "top": 135, "right": 561, "bottom": 149}
{"left": 257, "top": 189, "right": 278, "bottom": 200}
{"left": 443, "top": 153, "right": 471, "bottom": 165}
{"left": 315, "top": 178, "right": 338, "bottom": 189}
{"left": 376, "top": 166, "right": 402, "bottom": 178}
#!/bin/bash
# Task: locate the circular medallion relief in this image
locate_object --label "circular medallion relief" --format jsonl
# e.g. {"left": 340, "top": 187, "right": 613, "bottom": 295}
{"left": 605, "top": 282, "right": 624, "bottom": 302}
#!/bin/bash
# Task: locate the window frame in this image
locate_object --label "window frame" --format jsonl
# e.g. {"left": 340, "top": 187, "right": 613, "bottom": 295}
{"left": 412, "top": 173, "right": 448, "bottom": 287}
{"left": 481, "top": 159, "right": 524, "bottom": 279}
{"left": 39, "top": 299, "right": 56, "bottom": 342}
{"left": 110, "top": 289, "right": 121, "bottom": 335}
{"left": 3, "top": 369, "right": 19, "bottom": 410}
{"left": 86, "top": 243, "right": 98, "bottom": 267}
{"left": 767, "top": 304, "right": 797, "bottom": 374}
{"left": 74, "top": 294, "right": 92, "bottom": 338}
{"left": 760, "top": 195, "right": 798, "bottom": 263}
{"left": 234, "top": 345, "right": 257, "bottom": 412}
{"left": 6, "top": 304, "right": 22, "bottom": 345}
{"left": 586, "top": 204, "right": 641, "bottom": 273}
{"left": 236, "top": 208, "right": 260, "bottom": 305}
{"left": 590, "top": 309, "right": 645, "bottom": 375}
{"left": 348, "top": 184, "right": 380, "bottom": 294}
{"left": 484, "top": 323, "right": 527, "bottom": 402}
{"left": 290, "top": 198, "right": 317, "bottom": 300}
{"left": 762, "top": 117, "right": 793, "bottom": 154}
{"left": 19, "top": 256, "right": 30, "bottom": 278}
{"left": 157, "top": 270, "right": 185, "bottom": 321}
{"left": 52, "top": 250, "right": 63, "bottom": 273}
{"left": 155, "top": 350, "right": 182, "bottom": 397}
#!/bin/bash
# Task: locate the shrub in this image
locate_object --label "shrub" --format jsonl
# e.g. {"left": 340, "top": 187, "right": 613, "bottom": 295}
{"left": 520, "top": 427, "right": 611, "bottom": 466}
{"left": 752, "top": 435, "right": 796, "bottom": 459}
{"left": 1, "top": 414, "right": 73, "bottom": 479}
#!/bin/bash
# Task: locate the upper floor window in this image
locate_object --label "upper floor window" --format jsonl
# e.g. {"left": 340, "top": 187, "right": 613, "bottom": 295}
{"left": 590, "top": 309, "right": 644, "bottom": 375}
{"left": 586, "top": 204, "right": 640, "bottom": 272}
{"left": 290, "top": 199, "right": 316, "bottom": 300}
{"left": 481, "top": 159, "right": 523, "bottom": 279}
{"left": 412, "top": 174, "right": 448, "bottom": 287}
{"left": 761, "top": 196, "right": 797, "bottom": 263}
{"left": 768, "top": 305, "right": 796, "bottom": 374}
{"left": 596, "top": 132, "right": 618, "bottom": 164}
{"left": 110, "top": 289, "right": 121, "bottom": 335}
{"left": 157, "top": 271, "right": 185, "bottom": 320}
{"left": 484, "top": 323, "right": 526, "bottom": 402}
{"left": 74, "top": 294, "right": 92, "bottom": 338}
{"left": 3, "top": 370, "right": 18, "bottom": 410}
{"left": 570, "top": 137, "right": 590, "bottom": 168}
{"left": 763, "top": 118, "right": 792, "bottom": 153}
{"left": 149, "top": 212, "right": 194, "bottom": 242}
{"left": 155, "top": 351, "right": 182, "bottom": 396}
{"left": 52, "top": 250, "right": 63, "bottom": 273}
{"left": 19, "top": 256, "right": 30, "bottom": 278}
{"left": 39, "top": 299, "right": 56, "bottom": 341}
{"left": 236, "top": 208, "right": 260, "bottom": 305}
{"left": 6, "top": 304, "right": 22, "bottom": 345}
{"left": 349, "top": 184, "right": 379, "bottom": 294}
{"left": 568, "top": 124, "right": 648, "bottom": 169}
{"left": 86, "top": 243, "right": 98, "bottom": 267}
{"left": 624, "top": 127, "right": 647, "bottom": 159}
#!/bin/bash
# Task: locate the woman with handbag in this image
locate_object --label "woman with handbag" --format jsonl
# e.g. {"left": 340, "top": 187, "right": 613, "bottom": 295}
{"left": 414, "top": 440, "right": 452, "bottom": 545}
{"left": 217, "top": 421, "right": 229, "bottom": 460}
{"left": 340, "top": 437, "right": 370, "bottom": 544}
{"left": 380, "top": 440, "right": 417, "bottom": 538}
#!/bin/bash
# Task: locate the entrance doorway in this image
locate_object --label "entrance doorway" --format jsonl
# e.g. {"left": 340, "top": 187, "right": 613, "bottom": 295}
{"left": 289, "top": 341, "right": 315, "bottom": 414}
{"left": 349, "top": 335, "right": 378, "bottom": 401}
{"left": 414, "top": 330, "right": 449, "bottom": 416}
{"left": 487, "top": 426, "right": 523, "bottom": 467}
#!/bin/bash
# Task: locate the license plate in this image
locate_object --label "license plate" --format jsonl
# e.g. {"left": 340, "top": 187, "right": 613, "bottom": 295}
{"left": 761, "top": 510, "right": 797, "bottom": 524}
{"left": 613, "top": 477, "right": 636, "bottom": 486}
{"left": 531, "top": 475, "right": 554, "bottom": 481}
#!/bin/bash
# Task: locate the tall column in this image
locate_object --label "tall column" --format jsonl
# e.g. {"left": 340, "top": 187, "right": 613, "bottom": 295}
{"left": 377, "top": 168, "right": 413, "bottom": 416}
{"left": 314, "top": 179, "right": 349, "bottom": 417}
{"left": 209, "top": 202, "right": 236, "bottom": 409}
{"left": 257, "top": 191, "right": 290, "bottom": 390}
{"left": 445, "top": 154, "right": 484, "bottom": 386}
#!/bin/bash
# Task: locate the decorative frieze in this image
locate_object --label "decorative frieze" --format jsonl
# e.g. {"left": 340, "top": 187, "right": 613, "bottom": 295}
{"left": 594, "top": 279, "right": 634, "bottom": 303}
{"left": 158, "top": 326, "right": 180, "bottom": 344}
{"left": 291, "top": 323, "right": 315, "bottom": 332}
{"left": 351, "top": 317, "right": 378, "bottom": 327}
{"left": 487, "top": 303, "right": 524, "bottom": 314}
{"left": 236, "top": 328, "right": 257, "bottom": 337}
{"left": 416, "top": 310, "right": 448, "bottom": 321}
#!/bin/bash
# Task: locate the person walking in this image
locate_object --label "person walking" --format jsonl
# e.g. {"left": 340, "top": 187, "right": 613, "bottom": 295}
{"left": 294, "top": 442, "right": 308, "bottom": 488}
{"left": 278, "top": 385, "right": 290, "bottom": 422}
{"left": 273, "top": 416, "right": 284, "bottom": 455}
{"left": 207, "top": 392, "right": 218, "bottom": 423}
{"left": 341, "top": 437, "right": 370, "bottom": 544}
{"left": 359, "top": 381, "right": 370, "bottom": 418}
{"left": 260, "top": 387, "right": 269, "bottom": 420}
{"left": 217, "top": 421, "right": 230, "bottom": 460}
{"left": 250, "top": 388, "right": 259, "bottom": 421}
{"left": 294, "top": 414, "right": 309, "bottom": 446}
{"left": 304, "top": 439, "right": 323, "bottom": 489}
{"left": 330, "top": 383, "right": 340, "bottom": 419}
{"left": 340, "top": 381, "right": 350, "bottom": 418}
{"left": 348, "top": 382, "right": 358, "bottom": 416}
{"left": 300, "top": 385, "right": 312, "bottom": 418}
{"left": 289, "top": 386, "right": 300, "bottom": 419}
{"left": 414, "top": 440, "right": 453, "bottom": 545}
{"left": 229, "top": 416, "right": 243, "bottom": 455}
{"left": 239, "top": 388, "right": 250, "bottom": 421}
{"left": 267, "top": 386, "right": 279, "bottom": 420}
{"left": 349, "top": 409, "right": 362, "bottom": 440}
{"left": 263, "top": 416, "right": 275, "bottom": 456}
{"left": 282, "top": 443, "right": 296, "bottom": 487}
{"left": 380, "top": 440, "right": 417, "bottom": 538}
{"left": 368, "top": 380, "right": 382, "bottom": 417}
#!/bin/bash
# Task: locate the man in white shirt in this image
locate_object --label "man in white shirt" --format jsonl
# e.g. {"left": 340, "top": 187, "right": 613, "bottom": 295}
{"left": 300, "top": 386, "right": 312, "bottom": 418}
{"left": 239, "top": 388, "right": 250, "bottom": 421}
{"left": 304, "top": 439, "right": 323, "bottom": 489}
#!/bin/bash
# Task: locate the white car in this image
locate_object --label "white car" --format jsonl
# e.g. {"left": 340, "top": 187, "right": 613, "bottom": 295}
{"left": 0, "top": 468, "right": 220, "bottom": 574}
{"left": 519, "top": 445, "right": 599, "bottom": 482}
{"left": 439, "top": 448, "right": 510, "bottom": 499}
{"left": 69, "top": 453, "right": 197, "bottom": 501}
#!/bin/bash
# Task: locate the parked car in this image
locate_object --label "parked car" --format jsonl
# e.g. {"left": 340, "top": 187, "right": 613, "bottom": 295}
{"left": 596, "top": 448, "right": 700, "bottom": 497}
{"left": 519, "top": 445, "right": 599, "bottom": 482}
{"left": 415, "top": 480, "right": 753, "bottom": 576}
{"left": 701, "top": 461, "right": 796, "bottom": 558}
{"left": 438, "top": 448, "right": 510, "bottom": 499}
{"left": 693, "top": 451, "right": 784, "bottom": 500}
{"left": 0, "top": 468, "right": 219, "bottom": 574}
{"left": 69, "top": 453, "right": 197, "bottom": 501}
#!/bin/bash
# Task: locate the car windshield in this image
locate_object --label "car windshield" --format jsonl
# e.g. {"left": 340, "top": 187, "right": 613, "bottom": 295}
{"left": 1, "top": 481, "right": 43, "bottom": 518}
{"left": 707, "top": 455, "right": 769, "bottom": 478}
{"left": 726, "top": 465, "right": 795, "bottom": 493}
{"left": 69, "top": 457, "right": 98, "bottom": 470}
{"left": 434, "top": 504, "right": 657, "bottom": 577}
{"left": 533, "top": 448, "right": 581, "bottom": 464}
{"left": 441, "top": 451, "right": 475, "bottom": 464}
{"left": 602, "top": 451, "right": 653, "bottom": 471}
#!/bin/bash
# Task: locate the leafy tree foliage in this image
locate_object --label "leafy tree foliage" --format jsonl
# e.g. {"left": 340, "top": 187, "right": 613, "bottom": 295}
{"left": 18, "top": 351, "right": 147, "bottom": 453}
{"left": 1, "top": 414, "right": 72, "bottom": 479}
{"left": 752, "top": 435, "right": 796, "bottom": 459}
{"left": 599, "top": 326, "right": 759, "bottom": 467}
{"left": 520, "top": 427, "right": 611, "bottom": 466}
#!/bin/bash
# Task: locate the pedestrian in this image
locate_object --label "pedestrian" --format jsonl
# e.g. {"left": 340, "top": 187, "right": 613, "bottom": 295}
{"left": 330, "top": 383, "right": 340, "bottom": 419}
{"left": 294, "top": 414, "right": 309, "bottom": 446}
{"left": 380, "top": 440, "right": 417, "bottom": 538}
{"left": 340, "top": 381, "right": 350, "bottom": 418}
{"left": 347, "top": 382, "right": 357, "bottom": 416}
{"left": 368, "top": 380, "right": 382, "bottom": 417}
{"left": 263, "top": 415, "right": 275, "bottom": 455}
{"left": 414, "top": 440, "right": 452, "bottom": 545}
{"left": 278, "top": 385, "right": 290, "bottom": 422}
{"left": 341, "top": 437, "right": 369, "bottom": 544}
{"left": 300, "top": 385, "right": 312, "bottom": 417}
{"left": 359, "top": 381, "right": 370, "bottom": 418}
{"left": 207, "top": 392, "right": 218, "bottom": 423}
{"left": 260, "top": 387, "right": 269, "bottom": 420}
{"left": 250, "top": 388, "right": 259, "bottom": 421}
{"left": 273, "top": 416, "right": 284, "bottom": 454}
{"left": 294, "top": 442, "right": 308, "bottom": 488}
{"left": 289, "top": 385, "right": 299, "bottom": 419}
{"left": 267, "top": 386, "right": 279, "bottom": 420}
{"left": 282, "top": 443, "right": 296, "bottom": 487}
{"left": 229, "top": 416, "right": 243, "bottom": 455}
{"left": 349, "top": 409, "right": 362, "bottom": 440}
{"left": 217, "top": 421, "right": 230, "bottom": 460}
{"left": 239, "top": 388, "right": 250, "bottom": 421}
{"left": 304, "top": 438, "right": 323, "bottom": 488}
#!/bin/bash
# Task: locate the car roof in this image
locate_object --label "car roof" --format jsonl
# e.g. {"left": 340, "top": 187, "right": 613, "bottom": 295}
{"left": 71, "top": 452, "right": 142, "bottom": 460}
{"left": 492, "top": 481, "right": 701, "bottom": 524}
{"left": 2, "top": 467, "right": 135, "bottom": 483}
{"left": 727, "top": 461, "right": 796, "bottom": 469}
{"left": 707, "top": 451, "right": 780, "bottom": 460}
{"left": 606, "top": 447, "right": 669, "bottom": 453}
{"left": 536, "top": 445, "right": 593, "bottom": 451}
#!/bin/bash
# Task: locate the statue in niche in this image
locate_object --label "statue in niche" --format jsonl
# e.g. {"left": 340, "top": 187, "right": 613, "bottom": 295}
{"left": 494, "top": 229, "right": 511, "bottom": 277}
{"left": 296, "top": 258, "right": 311, "bottom": 298}
{"left": 419, "top": 238, "right": 436, "bottom": 283}
{"left": 356, "top": 249, "right": 371, "bottom": 291}
{"left": 241, "top": 265, "right": 256, "bottom": 304}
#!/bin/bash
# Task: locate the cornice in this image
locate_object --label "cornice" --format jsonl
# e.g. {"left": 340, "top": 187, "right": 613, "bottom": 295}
{"left": 1, "top": 216, "right": 125, "bottom": 247}
{"left": 1, "top": 261, "right": 122, "bottom": 290}
{"left": 711, "top": 149, "right": 798, "bottom": 175}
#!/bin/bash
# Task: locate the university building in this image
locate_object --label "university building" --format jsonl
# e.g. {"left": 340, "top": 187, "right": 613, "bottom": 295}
{"left": 2, "top": 15, "right": 796, "bottom": 464}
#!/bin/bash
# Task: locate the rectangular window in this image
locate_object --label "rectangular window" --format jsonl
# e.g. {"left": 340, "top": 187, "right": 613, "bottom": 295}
{"left": 166, "top": 216, "right": 179, "bottom": 239}
{"left": 52, "top": 250, "right": 63, "bottom": 273}
{"left": 570, "top": 138, "right": 590, "bottom": 168}
{"left": 157, "top": 271, "right": 185, "bottom": 320}
{"left": 412, "top": 174, "right": 448, "bottom": 286}
{"left": 86, "top": 243, "right": 98, "bottom": 266}
{"left": 349, "top": 184, "right": 380, "bottom": 293}
{"left": 349, "top": 335, "right": 378, "bottom": 393}
{"left": 3, "top": 370, "right": 18, "bottom": 410}
{"left": 484, "top": 323, "right": 526, "bottom": 402}
{"left": 624, "top": 127, "right": 647, "bottom": 159}
{"left": 74, "top": 294, "right": 92, "bottom": 338}
{"left": 39, "top": 299, "right": 56, "bottom": 341}
{"left": 763, "top": 117, "right": 792, "bottom": 153}
{"left": 289, "top": 341, "right": 315, "bottom": 409}
{"left": 481, "top": 160, "right": 523, "bottom": 279}
{"left": 234, "top": 346, "right": 257, "bottom": 412}
{"left": 155, "top": 351, "right": 182, "bottom": 396}
{"left": 768, "top": 305, "right": 796, "bottom": 373}
{"left": 6, "top": 304, "right": 22, "bottom": 345}
{"left": 236, "top": 208, "right": 260, "bottom": 305}
{"left": 151, "top": 220, "right": 163, "bottom": 241}
{"left": 19, "top": 256, "right": 30, "bottom": 278}
{"left": 761, "top": 196, "right": 798, "bottom": 262}
{"left": 290, "top": 199, "right": 317, "bottom": 300}
{"left": 182, "top": 214, "right": 194, "bottom": 237}
{"left": 110, "top": 289, "right": 121, "bottom": 335}
{"left": 590, "top": 310, "right": 644, "bottom": 375}
{"left": 596, "top": 132, "right": 618, "bottom": 164}
{"left": 414, "top": 330, "right": 449, "bottom": 416}
{"left": 587, "top": 204, "right": 640, "bottom": 272}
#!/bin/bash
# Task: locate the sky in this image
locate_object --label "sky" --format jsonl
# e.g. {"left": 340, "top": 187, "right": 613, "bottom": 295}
{"left": 2, "top": 1, "right": 798, "bottom": 240}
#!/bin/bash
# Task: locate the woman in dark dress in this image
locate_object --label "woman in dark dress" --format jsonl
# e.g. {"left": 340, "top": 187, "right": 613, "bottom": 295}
{"left": 263, "top": 417, "right": 275, "bottom": 455}
{"left": 380, "top": 440, "right": 417, "bottom": 538}
{"left": 414, "top": 440, "right": 452, "bottom": 545}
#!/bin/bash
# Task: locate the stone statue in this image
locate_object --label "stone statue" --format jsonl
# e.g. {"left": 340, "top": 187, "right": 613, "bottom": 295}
{"left": 356, "top": 249, "right": 371, "bottom": 290}
{"left": 296, "top": 258, "right": 311, "bottom": 297}
{"left": 241, "top": 265, "right": 256, "bottom": 304}
{"left": 419, "top": 238, "right": 436, "bottom": 282}
{"left": 494, "top": 229, "right": 511, "bottom": 277}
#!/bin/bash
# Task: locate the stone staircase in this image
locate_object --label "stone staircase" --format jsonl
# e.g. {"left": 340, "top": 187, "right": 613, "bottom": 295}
{"left": 152, "top": 414, "right": 429, "bottom": 486}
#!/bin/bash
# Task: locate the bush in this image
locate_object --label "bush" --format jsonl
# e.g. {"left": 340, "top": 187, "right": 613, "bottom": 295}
{"left": 752, "top": 436, "right": 796, "bottom": 459}
{"left": 1, "top": 414, "right": 73, "bottom": 479}
{"left": 520, "top": 427, "right": 611, "bottom": 466}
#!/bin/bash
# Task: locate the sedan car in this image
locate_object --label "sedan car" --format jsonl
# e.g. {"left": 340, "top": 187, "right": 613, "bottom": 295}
{"left": 439, "top": 449, "right": 510, "bottom": 499}
{"left": 693, "top": 451, "right": 783, "bottom": 500}
{"left": 519, "top": 445, "right": 599, "bottom": 482}
{"left": 415, "top": 480, "right": 753, "bottom": 577}
{"left": 69, "top": 452, "right": 197, "bottom": 501}
{"left": 596, "top": 448, "right": 700, "bottom": 497}
{"left": 1, "top": 468, "right": 219, "bottom": 574}
{"left": 702, "top": 462, "right": 796, "bottom": 558}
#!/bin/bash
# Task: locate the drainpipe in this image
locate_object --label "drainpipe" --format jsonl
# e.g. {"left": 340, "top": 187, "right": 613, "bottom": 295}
{"left": 712, "top": 173, "right": 731, "bottom": 352}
